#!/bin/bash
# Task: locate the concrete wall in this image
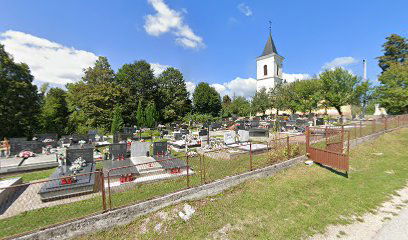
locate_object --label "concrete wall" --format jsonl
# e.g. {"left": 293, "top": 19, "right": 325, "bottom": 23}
{"left": 12, "top": 128, "right": 401, "bottom": 240}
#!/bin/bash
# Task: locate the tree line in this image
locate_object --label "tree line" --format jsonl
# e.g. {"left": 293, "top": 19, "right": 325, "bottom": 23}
{"left": 0, "top": 34, "right": 406, "bottom": 138}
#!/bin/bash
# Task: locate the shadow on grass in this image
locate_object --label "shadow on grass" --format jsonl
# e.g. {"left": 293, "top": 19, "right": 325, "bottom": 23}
{"left": 314, "top": 162, "right": 349, "bottom": 178}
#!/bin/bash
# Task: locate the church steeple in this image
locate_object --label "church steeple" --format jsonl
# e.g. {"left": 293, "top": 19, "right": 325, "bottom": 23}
{"left": 260, "top": 33, "right": 278, "bottom": 57}
{"left": 256, "top": 23, "right": 284, "bottom": 92}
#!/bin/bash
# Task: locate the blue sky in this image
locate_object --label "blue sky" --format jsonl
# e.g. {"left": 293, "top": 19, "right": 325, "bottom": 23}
{"left": 1, "top": 0, "right": 407, "bottom": 98}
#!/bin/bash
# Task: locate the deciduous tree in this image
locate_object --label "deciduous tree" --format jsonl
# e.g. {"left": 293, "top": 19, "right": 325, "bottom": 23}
{"left": 0, "top": 44, "right": 41, "bottom": 138}
{"left": 319, "top": 68, "right": 360, "bottom": 116}
{"left": 192, "top": 82, "right": 222, "bottom": 117}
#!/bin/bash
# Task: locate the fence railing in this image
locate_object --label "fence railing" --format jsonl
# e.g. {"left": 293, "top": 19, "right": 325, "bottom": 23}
{"left": 1, "top": 115, "right": 408, "bottom": 239}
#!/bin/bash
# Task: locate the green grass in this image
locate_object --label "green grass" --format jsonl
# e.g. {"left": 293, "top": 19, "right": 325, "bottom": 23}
{"left": 77, "top": 128, "right": 408, "bottom": 240}
{"left": 4, "top": 167, "right": 56, "bottom": 183}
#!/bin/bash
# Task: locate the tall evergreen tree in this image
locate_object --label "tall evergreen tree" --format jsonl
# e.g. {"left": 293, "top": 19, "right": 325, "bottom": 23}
{"left": 0, "top": 44, "right": 41, "bottom": 138}
{"left": 40, "top": 87, "right": 69, "bottom": 136}
{"left": 136, "top": 100, "right": 145, "bottom": 128}
{"left": 145, "top": 102, "right": 157, "bottom": 128}
{"left": 111, "top": 106, "right": 124, "bottom": 134}
{"left": 377, "top": 34, "right": 408, "bottom": 72}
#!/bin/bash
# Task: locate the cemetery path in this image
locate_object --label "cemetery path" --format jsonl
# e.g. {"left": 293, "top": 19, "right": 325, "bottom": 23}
{"left": 310, "top": 184, "right": 408, "bottom": 240}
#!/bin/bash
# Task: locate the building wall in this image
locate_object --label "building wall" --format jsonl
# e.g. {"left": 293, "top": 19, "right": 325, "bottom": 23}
{"left": 256, "top": 54, "right": 283, "bottom": 92}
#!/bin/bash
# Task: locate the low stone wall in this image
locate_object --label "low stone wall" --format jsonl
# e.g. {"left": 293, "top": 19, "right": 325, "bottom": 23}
{"left": 12, "top": 128, "right": 402, "bottom": 240}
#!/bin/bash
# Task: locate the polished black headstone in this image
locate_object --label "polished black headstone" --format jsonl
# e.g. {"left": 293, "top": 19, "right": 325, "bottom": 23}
{"left": 109, "top": 143, "right": 127, "bottom": 160}
{"left": 66, "top": 145, "right": 94, "bottom": 165}
{"left": 153, "top": 142, "right": 168, "bottom": 156}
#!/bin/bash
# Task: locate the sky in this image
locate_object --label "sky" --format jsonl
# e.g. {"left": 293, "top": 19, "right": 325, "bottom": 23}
{"left": 1, "top": 0, "right": 407, "bottom": 98}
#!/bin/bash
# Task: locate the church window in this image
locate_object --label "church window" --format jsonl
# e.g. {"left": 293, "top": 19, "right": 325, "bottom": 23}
{"left": 263, "top": 65, "right": 267, "bottom": 76}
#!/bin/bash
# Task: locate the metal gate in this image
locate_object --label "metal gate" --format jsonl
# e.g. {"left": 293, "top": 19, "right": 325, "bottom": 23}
{"left": 306, "top": 126, "right": 350, "bottom": 175}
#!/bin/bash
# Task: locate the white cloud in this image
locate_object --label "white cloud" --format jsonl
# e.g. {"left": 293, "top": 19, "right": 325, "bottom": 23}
{"left": 282, "top": 73, "right": 311, "bottom": 83}
{"left": 237, "top": 3, "right": 253, "bottom": 16}
{"left": 150, "top": 62, "right": 169, "bottom": 76}
{"left": 323, "top": 56, "right": 358, "bottom": 69}
{"left": 144, "top": 0, "right": 204, "bottom": 49}
{"left": 210, "top": 77, "right": 257, "bottom": 99}
{"left": 0, "top": 30, "right": 98, "bottom": 85}
{"left": 185, "top": 81, "right": 196, "bottom": 96}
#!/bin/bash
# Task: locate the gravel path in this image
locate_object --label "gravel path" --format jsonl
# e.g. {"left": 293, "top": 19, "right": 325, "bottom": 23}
{"left": 310, "top": 184, "right": 408, "bottom": 240}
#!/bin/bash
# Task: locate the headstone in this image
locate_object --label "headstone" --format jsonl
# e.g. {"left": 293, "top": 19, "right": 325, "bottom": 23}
{"left": 180, "top": 129, "right": 189, "bottom": 135}
{"left": 66, "top": 145, "right": 94, "bottom": 165}
{"left": 249, "top": 128, "right": 269, "bottom": 137}
{"left": 290, "top": 114, "right": 299, "bottom": 120}
{"left": 316, "top": 118, "right": 324, "bottom": 126}
{"left": 224, "top": 131, "right": 236, "bottom": 145}
{"left": 11, "top": 140, "right": 44, "bottom": 154}
{"left": 153, "top": 142, "right": 167, "bottom": 156}
{"left": 238, "top": 130, "right": 250, "bottom": 142}
{"left": 199, "top": 129, "right": 208, "bottom": 136}
{"left": 109, "top": 143, "right": 127, "bottom": 160}
{"left": 131, "top": 142, "right": 151, "bottom": 158}
{"left": 174, "top": 132, "right": 182, "bottom": 140}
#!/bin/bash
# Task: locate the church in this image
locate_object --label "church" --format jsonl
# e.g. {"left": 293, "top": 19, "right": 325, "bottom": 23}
{"left": 256, "top": 32, "right": 284, "bottom": 92}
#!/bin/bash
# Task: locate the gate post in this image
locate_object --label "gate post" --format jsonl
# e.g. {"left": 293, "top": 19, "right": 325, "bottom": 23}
{"left": 99, "top": 171, "right": 107, "bottom": 212}
{"left": 305, "top": 126, "right": 310, "bottom": 154}
{"left": 359, "top": 121, "right": 362, "bottom": 137}
{"left": 341, "top": 126, "right": 344, "bottom": 152}
{"left": 384, "top": 118, "right": 388, "bottom": 130}
{"left": 249, "top": 142, "right": 253, "bottom": 171}
{"left": 186, "top": 155, "right": 190, "bottom": 188}
{"left": 286, "top": 136, "right": 290, "bottom": 159}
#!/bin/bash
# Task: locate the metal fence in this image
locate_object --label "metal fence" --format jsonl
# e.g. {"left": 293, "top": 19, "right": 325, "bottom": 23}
{"left": 1, "top": 115, "right": 408, "bottom": 239}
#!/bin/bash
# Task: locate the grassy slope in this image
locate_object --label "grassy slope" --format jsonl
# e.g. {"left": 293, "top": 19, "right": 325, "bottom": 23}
{"left": 78, "top": 128, "right": 408, "bottom": 240}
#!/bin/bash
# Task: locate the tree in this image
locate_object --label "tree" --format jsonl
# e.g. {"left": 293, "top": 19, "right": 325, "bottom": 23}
{"left": 0, "top": 44, "right": 41, "bottom": 138}
{"left": 136, "top": 100, "right": 145, "bottom": 128}
{"left": 230, "top": 96, "right": 251, "bottom": 116}
{"left": 251, "top": 88, "right": 270, "bottom": 115}
{"left": 377, "top": 34, "right": 408, "bottom": 72}
{"left": 111, "top": 106, "right": 124, "bottom": 134}
{"left": 221, "top": 95, "right": 232, "bottom": 117}
{"left": 278, "top": 82, "right": 298, "bottom": 114}
{"left": 319, "top": 68, "right": 360, "bottom": 116}
{"left": 192, "top": 82, "right": 222, "bottom": 117}
{"left": 269, "top": 85, "right": 285, "bottom": 115}
{"left": 145, "top": 102, "right": 157, "bottom": 128}
{"left": 156, "top": 67, "right": 191, "bottom": 123}
{"left": 40, "top": 88, "right": 69, "bottom": 136}
{"left": 66, "top": 56, "right": 121, "bottom": 134}
{"left": 376, "top": 63, "right": 408, "bottom": 114}
{"left": 222, "top": 95, "right": 231, "bottom": 105}
{"left": 116, "top": 60, "right": 157, "bottom": 124}
{"left": 292, "top": 78, "right": 322, "bottom": 113}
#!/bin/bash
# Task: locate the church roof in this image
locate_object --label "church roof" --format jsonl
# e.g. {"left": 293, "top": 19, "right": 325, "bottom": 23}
{"left": 260, "top": 33, "right": 278, "bottom": 57}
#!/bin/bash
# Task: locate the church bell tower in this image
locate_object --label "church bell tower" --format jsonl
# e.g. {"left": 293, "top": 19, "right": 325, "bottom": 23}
{"left": 256, "top": 28, "right": 284, "bottom": 92}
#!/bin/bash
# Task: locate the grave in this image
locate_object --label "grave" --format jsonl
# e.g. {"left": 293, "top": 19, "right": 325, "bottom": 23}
{"left": 153, "top": 142, "right": 168, "bottom": 156}
{"left": 173, "top": 132, "right": 183, "bottom": 140}
{"left": 38, "top": 145, "right": 96, "bottom": 202}
{"left": 10, "top": 141, "right": 44, "bottom": 155}
{"left": 316, "top": 118, "right": 324, "bottom": 126}
{"left": 224, "top": 131, "right": 236, "bottom": 145}
{"left": 109, "top": 143, "right": 128, "bottom": 160}
{"left": 238, "top": 130, "right": 250, "bottom": 142}
{"left": 0, "top": 177, "right": 23, "bottom": 209}
{"left": 249, "top": 128, "right": 269, "bottom": 138}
